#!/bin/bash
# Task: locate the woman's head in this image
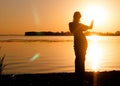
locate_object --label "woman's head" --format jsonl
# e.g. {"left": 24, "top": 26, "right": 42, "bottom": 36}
{"left": 73, "top": 11, "right": 81, "bottom": 22}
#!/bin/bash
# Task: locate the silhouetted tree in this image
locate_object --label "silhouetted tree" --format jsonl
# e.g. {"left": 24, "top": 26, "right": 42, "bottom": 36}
{"left": 115, "top": 31, "right": 120, "bottom": 35}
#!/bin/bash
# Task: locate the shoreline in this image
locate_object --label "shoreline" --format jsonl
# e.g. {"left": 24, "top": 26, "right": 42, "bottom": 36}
{"left": 1, "top": 71, "right": 120, "bottom": 86}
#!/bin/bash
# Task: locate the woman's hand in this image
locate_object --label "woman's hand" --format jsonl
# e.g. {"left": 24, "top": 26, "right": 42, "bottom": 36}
{"left": 90, "top": 20, "right": 94, "bottom": 29}
{"left": 91, "top": 20, "right": 94, "bottom": 25}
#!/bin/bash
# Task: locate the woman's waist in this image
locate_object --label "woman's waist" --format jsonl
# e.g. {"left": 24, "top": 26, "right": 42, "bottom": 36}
{"left": 74, "top": 40, "right": 88, "bottom": 47}
{"left": 74, "top": 38, "right": 87, "bottom": 43}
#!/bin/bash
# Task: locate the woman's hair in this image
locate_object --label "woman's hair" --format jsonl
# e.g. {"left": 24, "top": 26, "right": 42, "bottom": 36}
{"left": 73, "top": 11, "right": 81, "bottom": 22}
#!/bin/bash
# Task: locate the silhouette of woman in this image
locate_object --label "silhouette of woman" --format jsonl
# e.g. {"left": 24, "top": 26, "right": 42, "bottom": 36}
{"left": 69, "top": 11, "right": 94, "bottom": 83}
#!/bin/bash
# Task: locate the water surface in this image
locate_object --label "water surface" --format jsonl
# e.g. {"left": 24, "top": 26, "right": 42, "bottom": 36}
{"left": 0, "top": 36, "right": 120, "bottom": 74}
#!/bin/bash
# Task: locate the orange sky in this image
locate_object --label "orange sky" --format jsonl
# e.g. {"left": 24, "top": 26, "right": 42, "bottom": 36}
{"left": 0, "top": 0, "right": 120, "bottom": 35}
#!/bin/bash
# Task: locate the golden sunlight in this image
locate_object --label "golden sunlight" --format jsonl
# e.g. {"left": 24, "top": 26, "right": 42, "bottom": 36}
{"left": 86, "top": 36, "right": 102, "bottom": 72}
{"left": 82, "top": 4, "right": 107, "bottom": 26}
{"left": 88, "top": 35, "right": 101, "bottom": 41}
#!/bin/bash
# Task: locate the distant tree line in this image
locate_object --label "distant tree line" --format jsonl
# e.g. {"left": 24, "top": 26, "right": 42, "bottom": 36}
{"left": 25, "top": 31, "right": 120, "bottom": 36}
{"left": 84, "top": 31, "right": 120, "bottom": 36}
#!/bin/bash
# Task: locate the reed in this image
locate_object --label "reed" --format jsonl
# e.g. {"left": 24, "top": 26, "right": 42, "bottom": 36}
{"left": 0, "top": 55, "right": 6, "bottom": 75}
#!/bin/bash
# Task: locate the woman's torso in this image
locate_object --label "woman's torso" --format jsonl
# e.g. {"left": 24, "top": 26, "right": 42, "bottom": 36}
{"left": 69, "top": 22, "right": 88, "bottom": 49}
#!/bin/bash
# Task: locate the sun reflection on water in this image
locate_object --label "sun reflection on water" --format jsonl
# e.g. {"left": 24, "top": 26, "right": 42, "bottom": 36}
{"left": 86, "top": 35, "right": 102, "bottom": 72}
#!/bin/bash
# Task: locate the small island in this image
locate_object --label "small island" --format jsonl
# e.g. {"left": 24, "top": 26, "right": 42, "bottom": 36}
{"left": 25, "top": 31, "right": 120, "bottom": 36}
{"left": 25, "top": 31, "right": 72, "bottom": 36}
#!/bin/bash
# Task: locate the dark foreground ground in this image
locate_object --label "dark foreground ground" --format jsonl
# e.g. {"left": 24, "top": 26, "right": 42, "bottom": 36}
{"left": 1, "top": 71, "right": 120, "bottom": 86}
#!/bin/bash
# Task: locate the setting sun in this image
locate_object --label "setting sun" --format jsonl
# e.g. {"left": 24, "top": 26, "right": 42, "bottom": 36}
{"left": 82, "top": 4, "right": 107, "bottom": 26}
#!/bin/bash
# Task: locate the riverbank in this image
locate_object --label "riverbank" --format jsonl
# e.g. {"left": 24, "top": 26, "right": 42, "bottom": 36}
{"left": 1, "top": 71, "right": 120, "bottom": 86}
